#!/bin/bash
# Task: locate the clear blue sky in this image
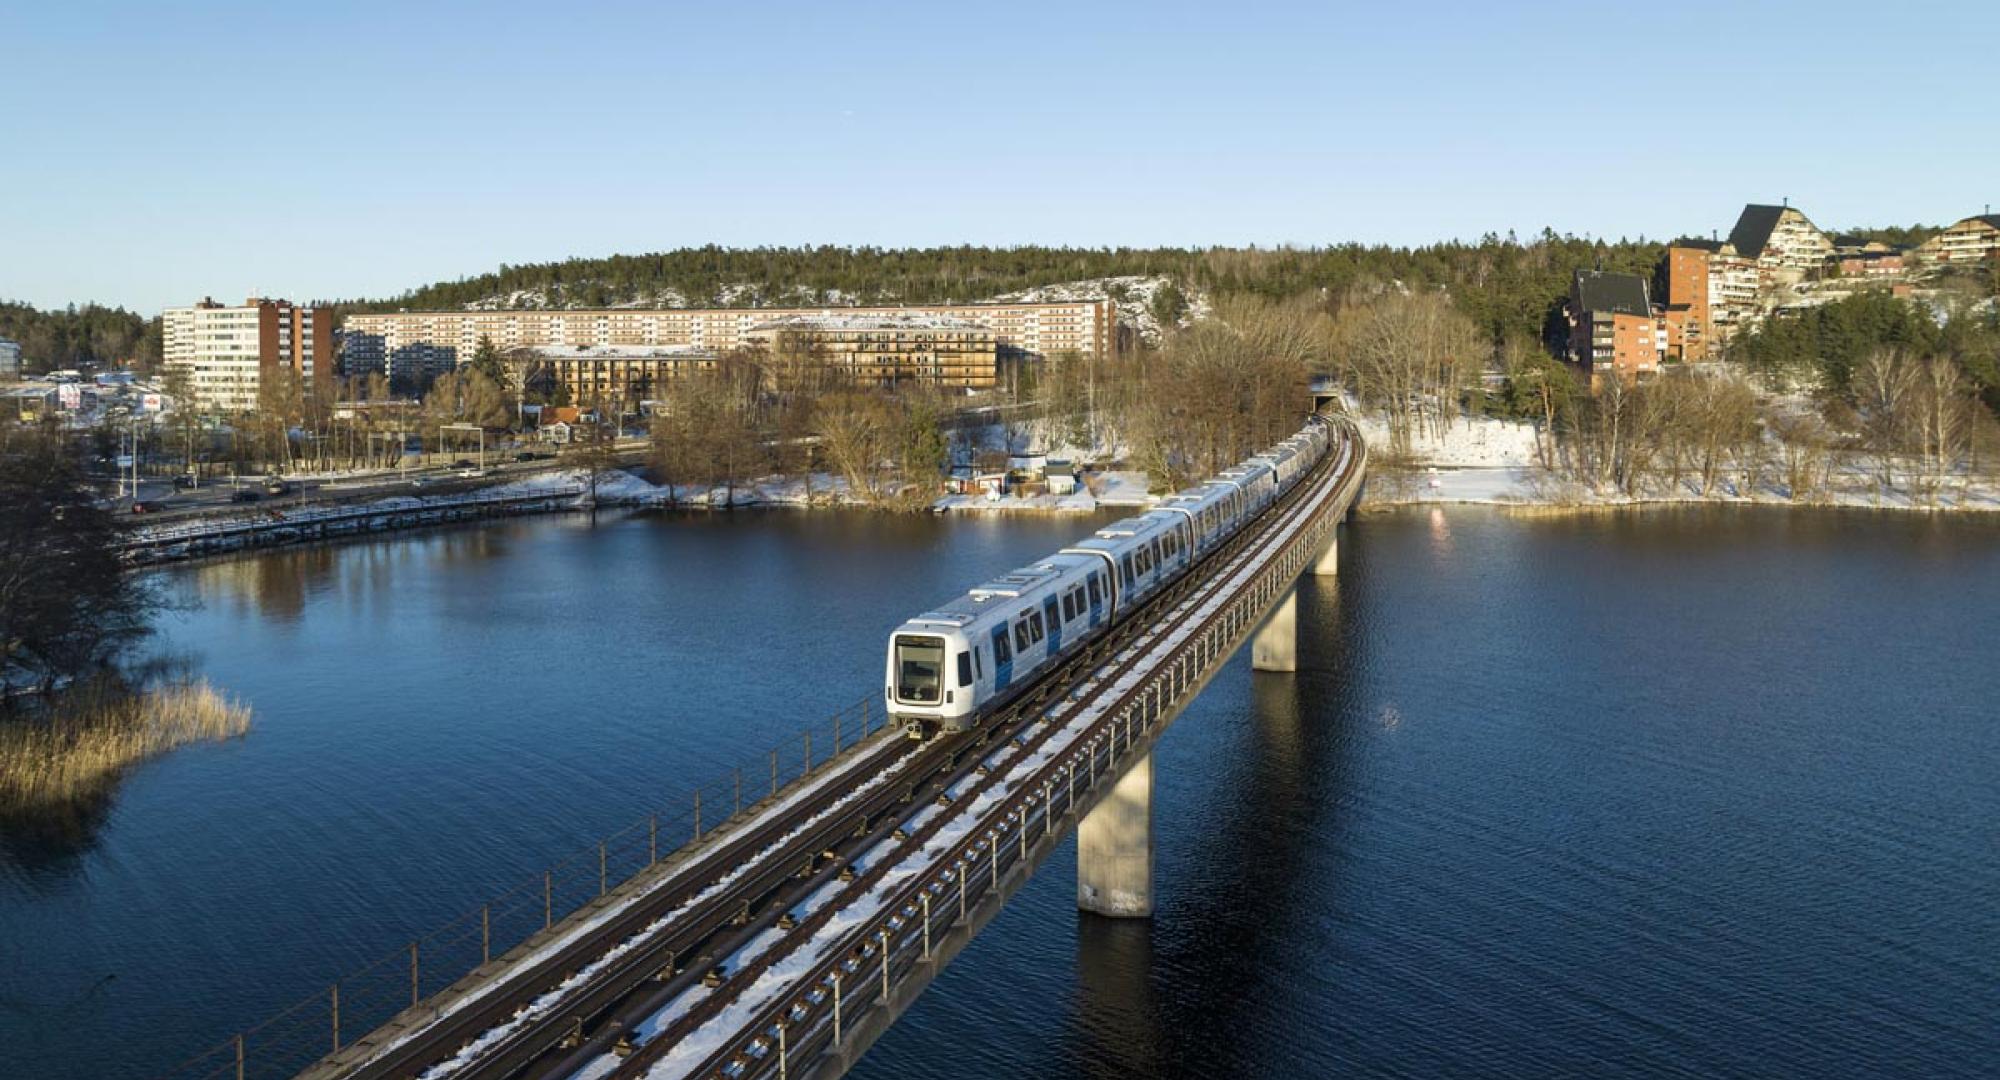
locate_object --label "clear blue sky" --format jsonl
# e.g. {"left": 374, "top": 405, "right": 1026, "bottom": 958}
{"left": 2, "top": 0, "right": 1993, "bottom": 313}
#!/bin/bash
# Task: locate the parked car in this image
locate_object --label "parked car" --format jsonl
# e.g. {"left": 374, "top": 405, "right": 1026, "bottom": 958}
{"left": 450, "top": 458, "right": 476, "bottom": 469}
{"left": 171, "top": 474, "right": 196, "bottom": 490}
{"left": 230, "top": 489, "right": 261, "bottom": 503}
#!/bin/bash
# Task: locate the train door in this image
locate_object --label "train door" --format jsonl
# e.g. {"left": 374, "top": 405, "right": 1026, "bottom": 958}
{"left": 1087, "top": 571, "right": 1104, "bottom": 626}
{"left": 1042, "top": 595, "right": 1063, "bottom": 655}
{"left": 990, "top": 626, "right": 1014, "bottom": 691}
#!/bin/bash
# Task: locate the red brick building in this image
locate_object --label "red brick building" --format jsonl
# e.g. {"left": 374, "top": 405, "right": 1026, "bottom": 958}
{"left": 1566, "top": 270, "right": 1666, "bottom": 387}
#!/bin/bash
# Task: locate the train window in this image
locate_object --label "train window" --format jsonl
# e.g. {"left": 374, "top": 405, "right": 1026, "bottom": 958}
{"left": 1061, "top": 592, "right": 1075, "bottom": 621}
{"left": 957, "top": 651, "right": 973, "bottom": 688}
{"left": 1073, "top": 586, "right": 1086, "bottom": 613}
{"left": 993, "top": 629, "right": 1011, "bottom": 663}
{"left": 894, "top": 635, "right": 945, "bottom": 704}
{"left": 1029, "top": 611, "right": 1044, "bottom": 643}
{"left": 1121, "top": 555, "right": 1134, "bottom": 586}
{"left": 1014, "top": 619, "right": 1031, "bottom": 652}
{"left": 1087, "top": 575, "right": 1101, "bottom": 606}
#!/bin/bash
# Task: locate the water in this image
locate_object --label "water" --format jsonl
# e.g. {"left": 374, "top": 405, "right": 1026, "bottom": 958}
{"left": 3, "top": 507, "right": 1997, "bottom": 1078}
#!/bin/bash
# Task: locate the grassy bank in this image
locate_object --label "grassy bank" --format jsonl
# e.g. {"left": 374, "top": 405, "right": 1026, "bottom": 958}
{"left": 0, "top": 680, "right": 250, "bottom": 812}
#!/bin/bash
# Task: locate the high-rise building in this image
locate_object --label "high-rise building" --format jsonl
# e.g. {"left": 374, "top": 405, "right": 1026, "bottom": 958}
{"left": 341, "top": 300, "right": 1114, "bottom": 387}
{"left": 1659, "top": 243, "right": 1714, "bottom": 362}
{"left": 162, "top": 297, "right": 329, "bottom": 412}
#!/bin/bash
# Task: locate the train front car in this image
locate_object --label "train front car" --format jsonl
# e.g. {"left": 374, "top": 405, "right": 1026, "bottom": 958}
{"left": 885, "top": 613, "right": 979, "bottom": 738}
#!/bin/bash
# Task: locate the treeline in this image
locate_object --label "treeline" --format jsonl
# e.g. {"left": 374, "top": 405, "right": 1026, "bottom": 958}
{"left": 0, "top": 301, "right": 161, "bottom": 373}
{"left": 359, "top": 233, "right": 1668, "bottom": 346}
{"left": 1730, "top": 291, "right": 2000, "bottom": 412}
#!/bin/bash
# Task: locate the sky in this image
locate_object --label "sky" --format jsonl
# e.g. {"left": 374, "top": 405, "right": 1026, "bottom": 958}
{"left": 1, "top": 0, "right": 1995, "bottom": 313}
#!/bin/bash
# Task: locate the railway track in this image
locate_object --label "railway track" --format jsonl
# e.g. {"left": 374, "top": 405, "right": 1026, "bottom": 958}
{"left": 303, "top": 431, "right": 1346, "bottom": 1080}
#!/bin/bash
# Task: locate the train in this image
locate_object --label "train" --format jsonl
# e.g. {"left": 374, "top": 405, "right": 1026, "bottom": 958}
{"left": 884, "top": 416, "right": 1336, "bottom": 738}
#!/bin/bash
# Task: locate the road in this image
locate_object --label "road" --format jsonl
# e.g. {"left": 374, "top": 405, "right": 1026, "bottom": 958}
{"left": 110, "top": 440, "right": 650, "bottom": 525}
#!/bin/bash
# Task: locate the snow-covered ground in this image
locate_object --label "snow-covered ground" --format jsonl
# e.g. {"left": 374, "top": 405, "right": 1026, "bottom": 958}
{"left": 1352, "top": 409, "right": 2000, "bottom": 513}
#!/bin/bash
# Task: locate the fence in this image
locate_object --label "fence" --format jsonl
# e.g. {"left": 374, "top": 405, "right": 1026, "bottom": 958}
{"left": 156, "top": 690, "right": 893, "bottom": 1080}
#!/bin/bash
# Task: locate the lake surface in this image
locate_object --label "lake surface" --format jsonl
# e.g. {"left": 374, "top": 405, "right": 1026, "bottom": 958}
{"left": 3, "top": 506, "right": 1997, "bottom": 1079}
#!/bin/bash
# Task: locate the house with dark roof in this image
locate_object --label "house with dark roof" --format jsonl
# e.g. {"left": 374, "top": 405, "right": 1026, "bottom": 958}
{"left": 1915, "top": 213, "right": 2000, "bottom": 265}
{"left": 1565, "top": 270, "right": 1667, "bottom": 386}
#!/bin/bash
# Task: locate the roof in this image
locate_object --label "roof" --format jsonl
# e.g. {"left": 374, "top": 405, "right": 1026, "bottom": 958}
{"left": 1669, "top": 237, "right": 1723, "bottom": 252}
{"left": 1968, "top": 214, "right": 2000, "bottom": 230}
{"left": 1571, "top": 269, "right": 1653, "bottom": 316}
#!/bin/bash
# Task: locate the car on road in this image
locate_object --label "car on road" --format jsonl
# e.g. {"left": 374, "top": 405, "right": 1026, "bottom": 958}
{"left": 230, "top": 489, "right": 261, "bottom": 503}
{"left": 129, "top": 501, "right": 157, "bottom": 514}
{"left": 172, "top": 474, "right": 197, "bottom": 490}
{"left": 455, "top": 467, "right": 490, "bottom": 478}
{"left": 513, "top": 450, "right": 549, "bottom": 462}
{"left": 410, "top": 476, "right": 433, "bottom": 488}
{"left": 264, "top": 479, "right": 292, "bottom": 496}
{"left": 450, "top": 459, "right": 476, "bottom": 469}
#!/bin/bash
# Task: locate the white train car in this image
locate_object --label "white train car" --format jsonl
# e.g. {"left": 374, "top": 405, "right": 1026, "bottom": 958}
{"left": 887, "top": 415, "right": 1337, "bottom": 737}
{"left": 1156, "top": 484, "right": 1239, "bottom": 555}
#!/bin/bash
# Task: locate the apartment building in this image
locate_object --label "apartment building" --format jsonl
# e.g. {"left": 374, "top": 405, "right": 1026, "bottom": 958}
{"left": 1566, "top": 270, "right": 1665, "bottom": 386}
{"left": 341, "top": 299, "right": 1113, "bottom": 386}
{"left": 531, "top": 345, "right": 723, "bottom": 406}
{"left": 743, "top": 314, "right": 1000, "bottom": 390}
{"left": 0, "top": 338, "right": 20, "bottom": 380}
{"left": 1914, "top": 213, "right": 2000, "bottom": 265}
{"left": 162, "top": 297, "right": 329, "bottom": 411}
{"left": 1725, "top": 203, "right": 1833, "bottom": 286}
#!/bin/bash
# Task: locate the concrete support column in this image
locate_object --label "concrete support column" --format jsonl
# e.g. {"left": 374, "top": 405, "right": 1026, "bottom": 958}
{"left": 1078, "top": 752, "right": 1153, "bottom": 918}
{"left": 1311, "top": 531, "right": 1338, "bottom": 577}
{"left": 1251, "top": 586, "right": 1298, "bottom": 673}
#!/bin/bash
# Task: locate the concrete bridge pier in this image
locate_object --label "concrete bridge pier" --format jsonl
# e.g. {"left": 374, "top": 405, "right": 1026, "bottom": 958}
{"left": 1250, "top": 587, "right": 1299, "bottom": 672}
{"left": 1077, "top": 752, "right": 1154, "bottom": 917}
{"left": 1252, "top": 527, "right": 1337, "bottom": 673}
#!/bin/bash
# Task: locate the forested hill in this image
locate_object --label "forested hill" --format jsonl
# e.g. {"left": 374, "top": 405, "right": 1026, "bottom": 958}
{"left": 0, "top": 301, "right": 159, "bottom": 372}
{"left": 357, "top": 233, "right": 1668, "bottom": 345}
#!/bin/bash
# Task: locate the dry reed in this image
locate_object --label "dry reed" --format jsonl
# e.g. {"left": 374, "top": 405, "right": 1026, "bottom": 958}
{"left": 0, "top": 680, "right": 251, "bottom": 811}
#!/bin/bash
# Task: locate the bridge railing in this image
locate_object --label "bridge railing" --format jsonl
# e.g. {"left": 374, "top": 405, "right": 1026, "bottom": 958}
{"left": 155, "top": 692, "right": 897, "bottom": 1080}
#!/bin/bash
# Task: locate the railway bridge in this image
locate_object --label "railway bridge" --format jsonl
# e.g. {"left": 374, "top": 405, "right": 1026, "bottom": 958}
{"left": 165, "top": 414, "right": 1366, "bottom": 1080}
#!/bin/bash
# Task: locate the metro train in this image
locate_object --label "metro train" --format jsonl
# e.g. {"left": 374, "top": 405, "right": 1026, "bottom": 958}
{"left": 884, "top": 416, "right": 1335, "bottom": 738}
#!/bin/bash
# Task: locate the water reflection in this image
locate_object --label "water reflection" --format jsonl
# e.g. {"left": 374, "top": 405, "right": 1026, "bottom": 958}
{"left": 1074, "top": 917, "right": 1160, "bottom": 1079}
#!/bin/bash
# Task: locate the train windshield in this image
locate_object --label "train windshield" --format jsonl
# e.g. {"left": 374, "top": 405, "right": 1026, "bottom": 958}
{"left": 894, "top": 635, "right": 946, "bottom": 703}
